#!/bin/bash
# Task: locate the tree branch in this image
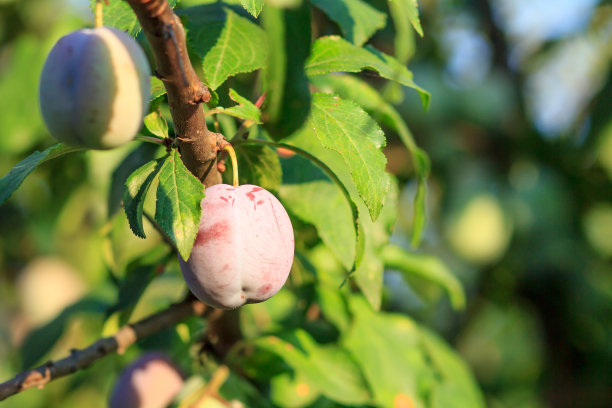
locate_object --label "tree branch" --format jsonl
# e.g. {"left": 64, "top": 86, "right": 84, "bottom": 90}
{"left": 125, "top": 0, "right": 222, "bottom": 186}
{"left": 0, "top": 298, "right": 207, "bottom": 401}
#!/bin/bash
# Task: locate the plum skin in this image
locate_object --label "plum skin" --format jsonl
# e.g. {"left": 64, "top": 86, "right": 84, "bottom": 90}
{"left": 108, "top": 352, "right": 184, "bottom": 408}
{"left": 180, "top": 184, "right": 294, "bottom": 309}
{"left": 39, "top": 27, "right": 150, "bottom": 150}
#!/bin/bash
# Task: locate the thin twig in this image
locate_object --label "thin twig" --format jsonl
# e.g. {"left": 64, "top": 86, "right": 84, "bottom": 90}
{"left": 0, "top": 298, "right": 207, "bottom": 401}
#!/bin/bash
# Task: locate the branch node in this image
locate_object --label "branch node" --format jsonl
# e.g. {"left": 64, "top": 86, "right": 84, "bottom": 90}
{"left": 190, "top": 82, "right": 211, "bottom": 105}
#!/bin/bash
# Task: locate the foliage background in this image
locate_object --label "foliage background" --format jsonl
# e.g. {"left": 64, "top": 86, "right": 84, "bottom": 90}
{"left": 0, "top": 0, "right": 612, "bottom": 407}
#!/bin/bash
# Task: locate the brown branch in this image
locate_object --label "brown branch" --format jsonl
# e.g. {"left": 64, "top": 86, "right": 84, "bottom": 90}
{"left": 0, "top": 298, "right": 207, "bottom": 401}
{"left": 125, "top": 0, "right": 222, "bottom": 186}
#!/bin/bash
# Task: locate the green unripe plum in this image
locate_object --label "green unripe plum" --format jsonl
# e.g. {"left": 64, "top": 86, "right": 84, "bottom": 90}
{"left": 39, "top": 27, "right": 150, "bottom": 149}
{"left": 109, "top": 352, "right": 184, "bottom": 408}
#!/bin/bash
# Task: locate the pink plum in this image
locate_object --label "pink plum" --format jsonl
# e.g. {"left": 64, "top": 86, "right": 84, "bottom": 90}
{"left": 109, "top": 352, "right": 184, "bottom": 408}
{"left": 180, "top": 184, "right": 294, "bottom": 309}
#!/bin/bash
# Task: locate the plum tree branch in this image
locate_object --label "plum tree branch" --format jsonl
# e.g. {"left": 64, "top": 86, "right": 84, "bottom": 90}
{"left": 125, "top": 0, "right": 222, "bottom": 186}
{"left": 0, "top": 298, "right": 207, "bottom": 401}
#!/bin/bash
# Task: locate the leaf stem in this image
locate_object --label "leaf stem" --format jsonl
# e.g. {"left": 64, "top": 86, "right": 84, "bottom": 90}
{"left": 95, "top": 0, "right": 103, "bottom": 28}
{"left": 223, "top": 144, "right": 239, "bottom": 186}
{"left": 135, "top": 135, "right": 166, "bottom": 145}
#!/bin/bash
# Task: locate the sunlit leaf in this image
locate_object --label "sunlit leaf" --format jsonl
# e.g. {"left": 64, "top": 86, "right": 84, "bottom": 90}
{"left": 182, "top": 4, "right": 268, "bottom": 90}
{"left": 310, "top": 0, "right": 386, "bottom": 46}
{"left": 306, "top": 36, "right": 430, "bottom": 108}
{"left": 155, "top": 150, "right": 205, "bottom": 260}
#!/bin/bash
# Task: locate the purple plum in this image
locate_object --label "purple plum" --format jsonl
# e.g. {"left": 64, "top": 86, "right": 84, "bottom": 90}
{"left": 109, "top": 352, "right": 183, "bottom": 408}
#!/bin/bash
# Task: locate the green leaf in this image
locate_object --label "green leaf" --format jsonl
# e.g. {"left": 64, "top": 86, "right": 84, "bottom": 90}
{"left": 352, "top": 180, "right": 398, "bottom": 310}
{"left": 234, "top": 144, "right": 282, "bottom": 192}
{"left": 108, "top": 143, "right": 161, "bottom": 218}
{"left": 214, "top": 88, "right": 262, "bottom": 123}
{"left": 144, "top": 110, "right": 169, "bottom": 139}
{"left": 352, "top": 231, "right": 384, "bottom": 310}
{"left": 107, "top": 248, "right": 171, "bottom": 325}
{"left": 344, "top": 296, "right": 431, "bottom": 407}
{"left": 280, "top": 155, "right": 356, "bottom": 270}
{"left": 262, "top": 3, "right": 312, "bottom": 139}
{"left": 287, "top": 93, "right": 390, "bottom": 222}
{"left": 89, "top": 0, "right": 180, "bottom": 37}
{"left": 0, "top": 143, "right": 83, "bottom": 206}
{"left": 395, "top": 0, "right": 423, "bottom": 37}
{"left": 419, "top": 328, "right": 486, "bottom": 408}
{"left": 387, "top": 0, "right": 415, "bottom": 65}
{"left": 306, "top": 36, "right": 430, "bottom": 108}
{"left": 270, "top": 371, "right": 321, "bottom": 407}
{"left": 240, "top": 0, "right": 264, "bottom": 18}
{"left": 310, "top": 0, "right": 386, "bottom": 46}
{"left": 255, "top": 330, "right": 371, "bottom": 405}
{"left": 150, "top": 76, "right": 167, "bottom": 101}
{"left": 155, "top": 150, "right": 205, "bottom": 261}
{"left": 310, "top": 74, "right": 430, "bottom": 245}
{"left": 381, "top": 244, "right": 466, "bottom": 310}
{"left": 182, "top": 4, "right": 268, "bottom": 90}
{"left": 123, "top": 158, "right": 165, "bottom": 238}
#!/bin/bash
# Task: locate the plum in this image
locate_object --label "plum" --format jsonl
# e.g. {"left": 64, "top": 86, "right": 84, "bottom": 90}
{"left": 109, "top": 352, "right": 183, "bottom": 408}
{"left": 39, "top": 27, "right": 150, "bottom": 150}
{"left": 180, "top": 184, "right": 294, "bottom": 309}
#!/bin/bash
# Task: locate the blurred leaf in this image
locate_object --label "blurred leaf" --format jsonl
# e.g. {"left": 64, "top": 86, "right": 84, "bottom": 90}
{"left": 89, "top": 0, "right": 181, "bottom": 37}
{"left": 420, "top": 328, "right": 486, "bottom": 408}
{"left": 234, "top": 144, "right": 282, "bottom": 192}
{"left": 263, "top": 3, "right": 312, "bottom": 139}
{"left": 150, "top": 76, "right": 167, "bottom": 101}
{"left": 155, "top": 149, "right": 205, "bottom": 261}
{"left": 387, "top": 0, "right": 416, "bottom": 63}
{"left": 182, "top": 4, "right": 267, "bottom": 90}
{"left": 214, "top": 88, "right": 262, "bottom": 123}
{"left": 391, "top": 0, "right": 423, "bottom": 37}
{"left": 381, "top": 244, "right": 466, "bottom": 310}
{"left": 0, "top": 143, "right": 83, "bottom": 206}
{"left": 20, "top": 297, "right": 110, "bottom": 370}
{"left": 344, "top": 296, "right": 430, "bottom": 407}
{"left": 123, "top": 157, "right": 165, "bottom": 238}
{"left": 287, "top": 93, "right": 390, "bottom": 222}
{"left": 306, "top": 36, "right": 430, "bottom": 108}
{"left": 240, "top": 0, "right": 264, "bottom": 18}
{"left": 270, "top": 371, "right": 321, "bottom": 407}
{"left": 310, "top": 74, "right": 430, "bottom": 245}
{"left": 352, "top": 231, "right": 384, "bottom": 310}
{"left": 352, "top": 181, "right": 398, "bottom": 310}
{"left": 108, "top": 143, "right": 161, "bottom": 218}
{"left": 280, "top": 155, "right": 356, "bottom": 270}
{"left": 106, "top": 248, "right": 171, "bottom": 325}
{"left": 310, "top": 0, "right": 386, "bottom": 46}
{"left": 316, "top": 285, "right": 351, "bottom": 332}
{"left": 255, "top": 330, "right": 371, "bottom": 405}
{"left": 144, "top": 110, "right": 169, "bottom": 139}
{"left": 0, "top": 35, "right": 46, "bottom": 154}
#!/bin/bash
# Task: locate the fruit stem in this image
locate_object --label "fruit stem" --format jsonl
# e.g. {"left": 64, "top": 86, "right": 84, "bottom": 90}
{"left": 95, "top": 0, "right": 103, "bottom": 28}
{"left": 223, "top": 144, "right": 239, "bottom": 186}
